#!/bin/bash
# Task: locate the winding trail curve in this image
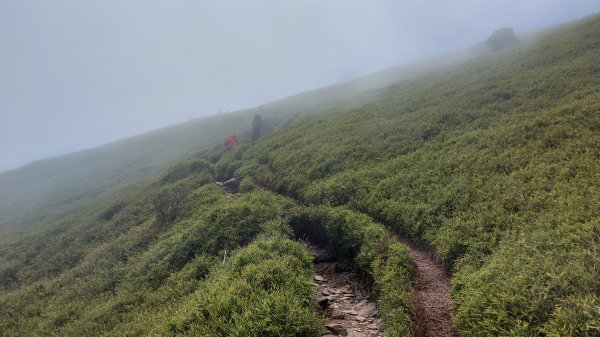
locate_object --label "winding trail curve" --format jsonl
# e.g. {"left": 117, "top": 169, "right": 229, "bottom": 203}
{"left": 254, "top": 163, "right": 455, "bottom": 336}
{"left": 396, "top": 236, "right": 456, "bottom": 337}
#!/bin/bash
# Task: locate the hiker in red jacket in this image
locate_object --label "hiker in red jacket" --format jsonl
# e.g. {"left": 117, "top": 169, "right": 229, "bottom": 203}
{"left": 224, "top": 134, "right": 237, "bottom": 149}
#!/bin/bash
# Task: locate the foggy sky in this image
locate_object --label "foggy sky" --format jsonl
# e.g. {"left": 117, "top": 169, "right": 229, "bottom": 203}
{"left": 1, "top": 1, "right": 598, "bottom": 172}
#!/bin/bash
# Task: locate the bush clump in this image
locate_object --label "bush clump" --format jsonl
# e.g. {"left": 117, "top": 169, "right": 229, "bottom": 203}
{"left": 163, "top": 236, "right": 320, "bottom": 337}
{"left": 161, "top": 158, "right": 214, "bottom": 185}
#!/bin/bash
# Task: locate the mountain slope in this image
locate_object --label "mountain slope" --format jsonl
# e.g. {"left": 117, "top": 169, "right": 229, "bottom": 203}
{"left": 1, "top": 13, "right": 599, "bottom": 337}
{"left": 0, "top": 49, "right": 470, "bottom": 239}
{"left": 241, "top": 14, "right": 599, "bottom": 336}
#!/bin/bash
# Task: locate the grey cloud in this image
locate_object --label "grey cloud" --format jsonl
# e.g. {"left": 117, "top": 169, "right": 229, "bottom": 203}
{"left": 0, "top": 0, "right": 598, "bottom": 172}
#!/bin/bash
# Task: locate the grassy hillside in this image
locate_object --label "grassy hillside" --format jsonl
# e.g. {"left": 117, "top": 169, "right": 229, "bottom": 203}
{"left": 1, "top": 13, "right": 599, "bottom": 337}
{"left": 241, "top": 14, "right": 600, "bottom": 336}
{"left": 0, "top": 156, "right": 414, "bottom": 336}
{"left": 0, "top": 49, "right": 468, "bottom": 240}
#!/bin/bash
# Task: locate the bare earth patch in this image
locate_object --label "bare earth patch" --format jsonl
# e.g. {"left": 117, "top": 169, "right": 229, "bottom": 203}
{"left": 397, "top": 237, "right": 456, "bottom": 337}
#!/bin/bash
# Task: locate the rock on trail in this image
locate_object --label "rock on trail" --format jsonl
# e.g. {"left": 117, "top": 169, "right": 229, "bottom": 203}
{"left": 310, "top": 245, "right": 384, "bottom": 337}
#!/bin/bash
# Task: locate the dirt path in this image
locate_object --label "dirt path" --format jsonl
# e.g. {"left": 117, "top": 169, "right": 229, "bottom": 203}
{"left": 310, "top": 247, "right": 384, "bottom": 337}
{"left": 396, "top": 237, "right": 456, "bottom": 337}
{"left": 256, "top": 164, "right": 454, "bottom": 336}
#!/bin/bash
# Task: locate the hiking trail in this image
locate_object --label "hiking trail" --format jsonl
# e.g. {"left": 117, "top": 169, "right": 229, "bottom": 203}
{"left": 259, "top": 163, "right": 455, "bottom": 336}
{"left": 309, "top": 245, "right": 384, "bottom": 337}
{"left": 396, "top": 236, "right": 456, "bottom": 337}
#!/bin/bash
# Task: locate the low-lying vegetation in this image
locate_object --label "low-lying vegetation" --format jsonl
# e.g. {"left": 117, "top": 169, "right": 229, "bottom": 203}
{"left": 241, "top": 14, "right": 600, "bottom": 336}
{"left": 162, "top": 236, "right": 319, "bottom": 337}
{"left": 0, "top": 164, "right": 307, "bottom": 335}
{"left": 1, "top": 13, "right": 599, "bottom": 337}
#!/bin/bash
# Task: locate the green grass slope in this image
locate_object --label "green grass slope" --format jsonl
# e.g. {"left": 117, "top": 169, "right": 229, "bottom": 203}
{"left": 0, "top": 156, "right": 414, "bottom": 336}
{"left": 0, "top": 13, "right": 599, "bottom": 337}
{"left": 0, "top": 163, "right": 316, "bottom": 335}
{"left": 240, "top": 14, "right": 600, "bottom": 336}
{"left": 0, "top": 114, "right": 241, "bottom": 237}
{"left": 0, "top": 47, "right": 469, "bottom": 240}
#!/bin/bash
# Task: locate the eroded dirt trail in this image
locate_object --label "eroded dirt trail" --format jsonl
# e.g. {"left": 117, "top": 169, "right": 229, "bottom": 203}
{"left": 396, "top": 237, "right": 456, "bottom": 337}
{"left": 310, "top": 248, "right": 384, "bottom": 337}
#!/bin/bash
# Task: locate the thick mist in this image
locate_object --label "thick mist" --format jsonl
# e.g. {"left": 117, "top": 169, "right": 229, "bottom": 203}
{"left": 0, "top": 0, "right": 598, "bottom": 172}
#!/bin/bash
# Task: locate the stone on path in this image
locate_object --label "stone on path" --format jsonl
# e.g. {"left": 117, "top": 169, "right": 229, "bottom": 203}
{"left": 358, "top": 303, "right": 378, "bottom": 317}
{"left": 325, "top": 323, "right": 348, "bottom": 335}
{"left": 347, "top": 332, "right": 367, "bottom": 337}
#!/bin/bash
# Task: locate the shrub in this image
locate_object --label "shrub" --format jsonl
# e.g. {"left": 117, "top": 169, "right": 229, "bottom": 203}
{"left": 233, "top": 160, "right": 263, "bottom": 184}
{"left": 163, "top": 237, "right": 320, "bottom": 337}
{"left": 239, "top": 176, "right": 256, "bottom": 193}
{"left": 161, "top": 158, "right": 214, "bottom": 185}
{"left": 215, "top": 155, "right": 242, "bottom": 181}
{"left": 153, "top": 188, "right": 185, "bottom": 225}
